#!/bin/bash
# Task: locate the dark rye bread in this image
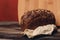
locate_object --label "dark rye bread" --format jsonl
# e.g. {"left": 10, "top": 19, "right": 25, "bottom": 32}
{"left": 21, "top": 9, "right": 56, "bottom": 31}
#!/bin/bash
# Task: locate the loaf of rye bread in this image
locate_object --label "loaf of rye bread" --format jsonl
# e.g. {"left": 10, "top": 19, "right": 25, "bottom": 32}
{"left": 21, "top": 9, "right": 56, "bottom": 31}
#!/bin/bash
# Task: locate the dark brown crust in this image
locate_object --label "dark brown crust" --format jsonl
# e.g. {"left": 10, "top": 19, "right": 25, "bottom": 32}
{"left": 20, "top": 9, "right": 56, "bottom": 31}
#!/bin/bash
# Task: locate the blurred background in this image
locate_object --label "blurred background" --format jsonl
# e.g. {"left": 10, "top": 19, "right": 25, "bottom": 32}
{"left": 0, "top": 0, "right": 18, "bottom": 21}
{"left": 0, "top": 0, "right": 18, "bottom": 25}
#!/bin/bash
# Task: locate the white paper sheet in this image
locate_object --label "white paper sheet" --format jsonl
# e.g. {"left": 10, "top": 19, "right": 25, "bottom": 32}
{"left": 23, "top": 24, "right": 56, "bottom": 38}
